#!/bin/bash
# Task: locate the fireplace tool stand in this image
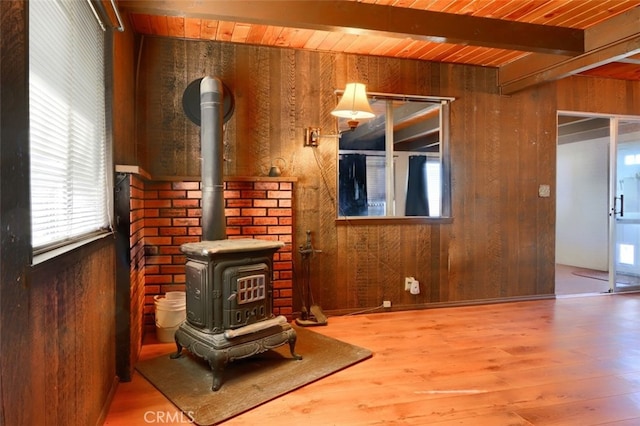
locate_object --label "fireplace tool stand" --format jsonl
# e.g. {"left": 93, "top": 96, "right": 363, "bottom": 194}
{"left": 295, "top": 230, "right": 327, "bottom": 327}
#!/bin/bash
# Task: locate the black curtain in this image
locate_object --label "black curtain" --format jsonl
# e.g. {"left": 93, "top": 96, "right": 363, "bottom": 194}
{"left": 339, "top": 154, "right": 368, "bottom": 216}
{"left": 405, "top": 155, "right": 429, "bottom": 216}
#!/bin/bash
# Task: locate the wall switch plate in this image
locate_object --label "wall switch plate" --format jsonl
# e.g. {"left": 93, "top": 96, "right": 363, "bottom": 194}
{"left": 538, "top": 184, "right": 551, "bottom": 197}
{"left": 383, "top": 300, "right": 392, "bottom": 308}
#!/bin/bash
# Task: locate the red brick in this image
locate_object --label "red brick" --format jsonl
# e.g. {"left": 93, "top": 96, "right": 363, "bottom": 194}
{"left": 273, "top": 261, "right": 292, "bottom": 270}
{"left": 242, "top": 226, "right": 266, "bottom": 235}
{"left": 254, "top": 217, "right": 278, "bottom": 226}
{"left": 173, "top": 181, "right": 200, "bottom": 190}
{"left": 187, "top": 190, "right": 202, "bottom": 199}
{"left": 145, "top": 218, "right": 171, "bottom": 227}
{"left": 144, "top": 228, "right": 158, "bottom": 237}
{"left": 278, "top": 200, "right": 292, "bottom": 207}
{"left": 268, "top": 208, "right": 292, "bottom": 216}
{"left": 279, "top": 182, "right": 292, "bottom": 190}
{"left": 278, "top": 235, "right": 292, "bottom": 244}
{"left": 146, "top": 255, "right": 172, "bottom": 265}
{"left": 254, "top": 182, "right": 279, "bottom": 190}
{"left": 160, "top": 208, "right": 186, "bottom": 217}
{"left": 158, "top": 246, "right": 183, "bottom": 255}
{"left": 241, "top": 208, "right": 266, "bottom": 217}
{"left": 227, "top": 199, "right": 252, "bottom": 208}
{"left": 273, "top": 280, "right": 293, "bottom": 289}
{"left": 187, "top": 227, "right": 202, "bottom": 236}
{"left": 224, "top": 190, "right": 241, "bottom": 199}
{"left": 225, "top": 208, "right": 240, "bottom": 217}
{"left": 187, "top": 209, "right": 202, "bottom": 217}
{"left": 145, "top": 236, "right": 172, "bottom": 246}
{"left": 227, "top": 217, "right": 253, "bottom": 226}
{"left": 226, "top": 181, "right": 254, "bottom": 190}
{"left": 173, "top": 218, "right": 200, "bottom": 226}
{"left": 267, "top": 226, "right": 291, "bottom": 235}
{"left": 278, "top": 217, "right": 293, "bottom": 225}
{"left": 160, "top": 265, "right": 186, "bottom": 274}
{"left": 279, "top": 289, "right": 293, "bottom": 298}
{"left": 226, "top": 227, "right": 241, "bottom": 235}
{"left": 159, "top": 190, "right": 186, "bottom": 199}
{"left": 172, "top": 236, "right": 200, "bottom": 245}
{"left": 144, "top": 190, "right": 158, "bottom": 200}
{"left": 145, "top": 265, "right": 160, "bottom": 274}
{"left": 145, "top": 199, "right": 172, "bottom": 208}
{"left": 159, "top": 227, "right": 186, "bottom": 236}
{"left": 253, "top": 199, "right": 278, "bottom": 208}
{"left": 145, "top": 275, "right": 173, "bottom": 283}
{"left": 267, "top": 190, "right": 291, "bottom": 199}
{"left": 145, "top": 209, "right": 159, "bottom": 218}
{"left": 131, "top": 198, "right": 144, "bottom": 210}
{"left": 278, "top": 252, "right": 293, "bottom": 261}
{"left": 241, "top": 190, "right": 266, "bottom": 199}
{"left": 144, "top": 285, "right": 160, "bottom": 294}
{"left": 146, "top": 182, "right": 172, "bottom": 190}
{"left": 173, "top": 199, "right": 200, "bottom": 208}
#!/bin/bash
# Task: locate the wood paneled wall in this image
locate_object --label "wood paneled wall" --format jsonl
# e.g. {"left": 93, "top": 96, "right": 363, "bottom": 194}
{"left": 134, "top": 36, "right": 640, "bottom": 314}
{"left": 26, "top": 240, "right": 116, "bottom": 425}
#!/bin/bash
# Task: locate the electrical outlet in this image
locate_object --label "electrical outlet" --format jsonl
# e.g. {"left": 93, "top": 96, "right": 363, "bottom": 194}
{"left": 405, "top": 277, "right": 413, "bottom": 291}
{"left": 383, "top": 300, "right": 392, "bottom": 308}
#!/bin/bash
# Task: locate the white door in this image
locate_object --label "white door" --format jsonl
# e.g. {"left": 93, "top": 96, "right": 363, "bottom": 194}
{"left": 610, "top": 118, "right": 640, "bottom": 292}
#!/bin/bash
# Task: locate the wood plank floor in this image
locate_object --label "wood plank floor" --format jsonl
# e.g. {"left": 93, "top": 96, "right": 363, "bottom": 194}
{"left": 104, "top": 294, "right": 640, "bottom": 425}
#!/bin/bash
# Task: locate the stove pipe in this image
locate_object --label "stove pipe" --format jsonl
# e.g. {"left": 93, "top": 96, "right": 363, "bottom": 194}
{"left": 200, "top": 76, "right": 226, "bottom": 241}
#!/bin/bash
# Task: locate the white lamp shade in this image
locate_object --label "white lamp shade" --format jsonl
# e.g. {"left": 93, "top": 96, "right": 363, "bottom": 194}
{"left": 331, "top": 83, "right": 375, "bottom": 120}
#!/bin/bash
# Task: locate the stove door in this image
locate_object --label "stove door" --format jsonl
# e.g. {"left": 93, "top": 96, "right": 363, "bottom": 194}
{"left": 223, "top": 262, "right": 271, "bottom": 329}
{"left": 185, "top": 260, "right": 209, "bottom": 329}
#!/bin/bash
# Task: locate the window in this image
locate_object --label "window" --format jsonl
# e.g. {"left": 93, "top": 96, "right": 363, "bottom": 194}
{"left": 29, "top": 0, "right": 111, "bottom": 251}
{"left": 337, "top": 93, "right": 452, "bottom": 219}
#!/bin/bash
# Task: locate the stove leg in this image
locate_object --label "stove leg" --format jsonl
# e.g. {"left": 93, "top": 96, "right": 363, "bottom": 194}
{"left": 170, "top": 340, "right": 183, "bottom": 359}
{"left": 209, "top": 352, "right": 228, "bottom": 391}
{"left": 289, "top": 332, "right": 302, "bottom": 360}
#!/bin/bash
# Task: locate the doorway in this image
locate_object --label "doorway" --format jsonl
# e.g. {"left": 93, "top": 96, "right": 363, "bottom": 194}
{"left": 556, "top": 113, "right": 640, "bottom": 295}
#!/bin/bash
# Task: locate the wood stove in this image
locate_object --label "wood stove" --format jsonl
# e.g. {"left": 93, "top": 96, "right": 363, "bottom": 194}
{"left": 171, "top": 76, "right": 301, "bottom": 391}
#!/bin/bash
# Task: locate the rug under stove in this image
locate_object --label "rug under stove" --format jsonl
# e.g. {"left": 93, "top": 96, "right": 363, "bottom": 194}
{"left": 136, "top": 325, "right": 372, "bottom": 425}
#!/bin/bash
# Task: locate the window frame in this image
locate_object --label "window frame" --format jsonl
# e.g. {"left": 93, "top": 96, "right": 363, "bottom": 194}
{"left": 29, "top": 0, "right": 114, "bottom": 259}
{"left": 335, "top": 91, "right": 453, "bottom": 224}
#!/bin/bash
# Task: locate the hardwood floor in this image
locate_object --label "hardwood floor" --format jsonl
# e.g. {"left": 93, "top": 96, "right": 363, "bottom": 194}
{"left": 104, "top": 294, "right": 640, "bottom": 425}
{"left": 555, "top": 264, "right": 612, "bottom": 296}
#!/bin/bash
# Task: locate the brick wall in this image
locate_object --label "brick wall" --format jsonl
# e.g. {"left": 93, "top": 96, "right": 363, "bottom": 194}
{"left": 129, "top": 174, "right": 146, "bottom": 364}
{"left": 142, "top": 178, "right": 295, "bottom": 333}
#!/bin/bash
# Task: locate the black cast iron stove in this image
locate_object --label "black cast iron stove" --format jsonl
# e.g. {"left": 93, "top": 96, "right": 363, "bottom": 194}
{"left": 171, "top": 76, "right": 301, "bottom": 391}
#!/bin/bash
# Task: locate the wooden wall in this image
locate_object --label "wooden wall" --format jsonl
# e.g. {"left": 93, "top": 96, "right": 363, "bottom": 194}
{"left": 134, "top": 36, "right": 640, "bottom": 314}
{"left": 25, "top": 241, "right": 116, "bottom": 425}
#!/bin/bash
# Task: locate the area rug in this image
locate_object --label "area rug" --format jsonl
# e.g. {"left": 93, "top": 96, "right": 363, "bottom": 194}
{"left": 572, "top": 268, "right": 640, "bottom": 286}
{"left": 135, "top": 325, "right": 372, "bottom": 425}
{"left": 572, "top": 269, "right": 609, "bottom": 281}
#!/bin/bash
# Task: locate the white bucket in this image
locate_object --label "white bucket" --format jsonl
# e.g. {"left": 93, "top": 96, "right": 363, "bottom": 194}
{"left": 154, "top": 292, "right": 186, "bottom": 343}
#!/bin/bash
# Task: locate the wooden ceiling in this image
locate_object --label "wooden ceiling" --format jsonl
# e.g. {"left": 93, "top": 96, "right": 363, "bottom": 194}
{"left": 118, "top": 0, "right": 640, "bottom": 94}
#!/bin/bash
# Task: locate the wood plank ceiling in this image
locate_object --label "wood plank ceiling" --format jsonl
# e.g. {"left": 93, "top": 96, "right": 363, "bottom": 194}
{"left": 118, "top": 0, "right": 640, "bottom": 94}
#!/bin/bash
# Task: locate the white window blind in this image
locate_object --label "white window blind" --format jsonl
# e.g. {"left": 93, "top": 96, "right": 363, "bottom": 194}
{"left": 29, "top": 0, "right": 109, "bottom": 251}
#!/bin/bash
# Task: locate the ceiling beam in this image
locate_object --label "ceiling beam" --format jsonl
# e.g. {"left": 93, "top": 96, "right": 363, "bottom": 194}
{"left": 498, "top": 6, "right": 640, "bottom": 95}
{"left": 119, "top": 0, "right": 585, "bottom": 55}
